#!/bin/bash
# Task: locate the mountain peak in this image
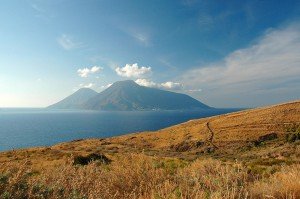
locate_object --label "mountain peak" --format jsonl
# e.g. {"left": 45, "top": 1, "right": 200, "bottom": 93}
{"left": 49, "top": 80, "right": 211, "bottom": 111}
{"left": 109, "top": 80, "right": 140, "bottom": 90}
{"left": 48, "top": 88, "right": 98, "bottom": 109}
{"left": 76, "top": 87, "right": 96, "bottom": 92}
{"left": 112, "top": 80, "right": 138, "bottom": 87}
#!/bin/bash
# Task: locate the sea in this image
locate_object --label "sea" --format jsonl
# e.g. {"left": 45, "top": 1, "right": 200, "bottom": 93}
{"left": 0, "top": 108, "right": 241, "bottom": 151}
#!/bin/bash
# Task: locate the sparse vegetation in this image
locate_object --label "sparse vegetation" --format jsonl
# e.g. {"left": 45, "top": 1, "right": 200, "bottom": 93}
{"left": 250, "top": 164, "right": 300, "bottom": 198}
{"left": 285, "top": 123, "right": 300, "bottom": 133}
{"left": 0, "top": 154, "right": 299, "bottom": 199}
{"left": 286, "top": 132, "right": 300, "bottom": 142}
{"left": 73, "top": 153, "right": 111, "bottom": 166}
{"left": 0, "top": 100, "right": 299, "bottom": 198}
{"left": 285, "top": 123, "right": 300, "bottom": 142}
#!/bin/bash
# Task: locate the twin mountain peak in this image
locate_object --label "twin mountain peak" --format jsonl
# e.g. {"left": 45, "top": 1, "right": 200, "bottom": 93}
{"left": 48, "top": 80, "right": 211, "bottom": 111}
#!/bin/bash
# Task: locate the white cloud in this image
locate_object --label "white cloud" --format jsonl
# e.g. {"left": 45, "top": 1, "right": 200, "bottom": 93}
{"left": 187, "top": 89, "right": 202, "bottom": 92}
{"left": 57, "top": 34, "right": 82, "bottom": 50}
{"left": 89, "top": 55, "right": 119, "bottom": 70}
{"left": 181, "top": 23, "right": 300, "bottom": 107}
{"left": 90, "top": 66, "right": 99, "bottom": 73}
{"left": 124, "top": 28, "right": 150, "bottom": 46}
{"left": 115, "top": 63, "right": 151, "bottom": 78}
{"left": 117, "top": 24, "right": 151, "bottom": 46}
{"left": 158, "top": 58, "right": 177, "bottom": 70}
{"left": 161, "top": 81, "right": 183, "bottom": 90}
{"left": 135, "top": 79, "right": 157, "bottom": 87}
{"left": 135, "top": 79, "right": 184, "bottom": 91}
{"left": 79, "top": 83, "right": 94, "bottom": 88}
{"left": 77, "top": 66, "right": 103, "bottom": 78}
{"left": 131, "top": 31, "right": 149, "bottom": 46}
{"left": 30, "top": 2, "right": 56, "bottom": 20}
{"left": 100, "top": 83, "right": 112, "bottom": 90}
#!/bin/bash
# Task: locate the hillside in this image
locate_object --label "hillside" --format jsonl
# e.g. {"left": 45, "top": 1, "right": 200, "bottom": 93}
{"left": 48, "top": 80, "right": 211, "bottom": 111}
{"left": 48, "top": 100, "right": 300, "bottom": 161}
{"left": 2, "top": 100, "right": 299, "bottom": 167}
{"left": 0, "top": 100, "right": 299, "bottom": 198}
{"left": 48, "top": 88, "right": 98, "bottom": 109}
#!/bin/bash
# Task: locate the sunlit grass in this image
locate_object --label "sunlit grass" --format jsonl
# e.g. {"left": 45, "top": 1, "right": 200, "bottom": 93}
{"left": 0, "top": 154, "right": 299, "bottom": 199}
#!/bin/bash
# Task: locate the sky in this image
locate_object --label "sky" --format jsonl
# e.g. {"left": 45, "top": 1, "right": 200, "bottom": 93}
{"left": 0, "top": 0, "right": 299, "bottom": 108}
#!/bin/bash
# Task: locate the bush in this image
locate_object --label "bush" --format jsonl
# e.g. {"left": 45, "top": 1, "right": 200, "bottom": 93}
{"left": 286, "top": 133, "right": 300, "bottom": 143}
{"left": 73, "top": 153, "right": 111, "bottom": 165}
{"left": 253, "top": 132, "right": 278, "bottom": 147}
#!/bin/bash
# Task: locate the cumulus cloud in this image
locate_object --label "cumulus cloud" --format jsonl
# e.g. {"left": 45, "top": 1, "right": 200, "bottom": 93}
{"left": 181, "top": 23, "right": 300, "bottom": 107}
{"left": 57, "top": 34, "right": 82, "bottom": 50}
{"left": 135, "top": 79, "right": 184, "bottom": 91}
{"left": 77, "top": 66, "right": 103, "bottom": 78}
{"left": 135, "top": 79, "right": 157, "bottom": 87}
{"left": 115, "top": 63, "right": 151, "bottom": 78}
{"left": 161, "top": 81, "right": 183, "bottom": 90}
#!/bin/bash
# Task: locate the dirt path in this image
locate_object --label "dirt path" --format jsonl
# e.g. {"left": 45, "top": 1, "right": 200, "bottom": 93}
{"left": 206, "top": 122, "right": 218, "bottom": 149}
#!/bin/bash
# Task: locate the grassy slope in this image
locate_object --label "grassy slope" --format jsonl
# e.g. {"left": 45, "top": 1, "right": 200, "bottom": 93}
{"left": 0, "top": 100, "right": 299, "bottom": 170}
{"left": 0, "top": 100, "right": 300, "bottom": 198}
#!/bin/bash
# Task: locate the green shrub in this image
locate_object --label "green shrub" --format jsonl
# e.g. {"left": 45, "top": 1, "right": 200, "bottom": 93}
{"left": 73, "top": 153, "right": 111, "bottom": 165}
{"left": 1, "top": 191, "right": 11, "bottom": 199}
{"left": 286, "top": 133, "right": 300, "bottom": 142}
{"left": 0, "top": 174, "right": 8, "bottom": 185}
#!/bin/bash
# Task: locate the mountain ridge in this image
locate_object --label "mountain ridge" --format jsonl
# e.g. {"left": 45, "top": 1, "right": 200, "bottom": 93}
{"left": 48, "top": 88, "right": 98, "bottom": 109}
{"left": 49, "top": 80, "right": 211, "bottom": 111}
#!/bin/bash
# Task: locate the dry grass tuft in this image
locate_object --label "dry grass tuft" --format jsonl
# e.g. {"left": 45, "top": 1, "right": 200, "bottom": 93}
{"left": 250, "top": 165, "right": 300, "bottom": 199}
{"left": 1, "top": 153, "right": 299, "bottom": 199}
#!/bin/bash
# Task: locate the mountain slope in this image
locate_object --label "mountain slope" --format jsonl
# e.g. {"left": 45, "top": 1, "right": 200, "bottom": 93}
{"left": 48, "top": 88, "right": 98, "bottom": 109}
{"left": 83, "top": 80, "right": 210, "bottom": 110}
{"left": 0, "top": 100, "right": 299, "bottom": 199}
{"left": 1, "top": 100, "right": 299, "bottom": 170}
{"left": 76, "top": 100, "right": 299, "bottom": 155}
{"left": 48, "top": 99, "right": 299, "bottom": 163}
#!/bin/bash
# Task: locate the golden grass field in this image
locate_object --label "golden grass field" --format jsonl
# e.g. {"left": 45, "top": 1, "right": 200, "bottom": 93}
{"left": 0, "top": 100, "right": 299, "bottom": 198}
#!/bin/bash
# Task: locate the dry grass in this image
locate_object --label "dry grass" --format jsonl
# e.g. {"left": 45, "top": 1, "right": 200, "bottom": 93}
{"left": 0, "top": 153, "right": 299, "bottom": 199}
{"left": 0, "top": 100, "right": 299, "bottom": 198}
{"left": 250, "top": 164, "right": 300, "bottom": 199}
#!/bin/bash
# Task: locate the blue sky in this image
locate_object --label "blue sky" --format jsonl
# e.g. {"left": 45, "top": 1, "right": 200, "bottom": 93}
{"left": 0, "top": 0, "right": 299, "bottom": 107}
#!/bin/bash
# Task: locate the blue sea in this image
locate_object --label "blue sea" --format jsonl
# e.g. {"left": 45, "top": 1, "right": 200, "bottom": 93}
{"left": 0, "top": 108, "right": 241, "bottom": 151}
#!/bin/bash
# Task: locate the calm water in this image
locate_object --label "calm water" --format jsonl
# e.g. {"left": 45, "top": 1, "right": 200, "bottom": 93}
{"left": 0, "top": 108, "right": 241, "bottom": 151}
